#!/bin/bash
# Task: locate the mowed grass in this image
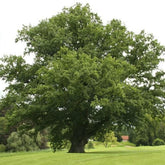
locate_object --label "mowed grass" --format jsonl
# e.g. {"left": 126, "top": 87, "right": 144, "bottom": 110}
{"left": 1, "top": 145, "right": 165, "bottom": 165}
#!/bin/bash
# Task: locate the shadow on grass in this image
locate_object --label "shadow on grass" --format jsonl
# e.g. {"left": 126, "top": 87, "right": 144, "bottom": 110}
{"left": 85, "top": 148, "right": 163, "bottom": 156}
{"left": 85, "top": 150, "right": 136, "bottom": 155}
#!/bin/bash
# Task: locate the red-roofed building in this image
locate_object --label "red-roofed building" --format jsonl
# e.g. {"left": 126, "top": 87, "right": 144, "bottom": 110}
{"left": 121, "top": 136, "right": 129, "bottom": 142}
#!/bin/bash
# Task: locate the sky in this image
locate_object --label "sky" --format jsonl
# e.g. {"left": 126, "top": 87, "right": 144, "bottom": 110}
{"left": 0, "top": 0, "right": 165, "bottom": 96}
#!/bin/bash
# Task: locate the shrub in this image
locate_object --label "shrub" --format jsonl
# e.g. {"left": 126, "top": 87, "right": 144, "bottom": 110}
{"left": 36, "top": 132, "right": 49, "bottom": 149}
{"left": 0, "top": 117, "right": 8, "bottom": 145}
{"left": 104, "top": 131, "right": 117, "bottom": 147}
{"left": 0, "top": 144, "right": 6, "bottom": 152}
{"left": 7, "top": 132, "right": 39, "bottom": 152}
{"left": 136, "top": 138, "right": 149, "bottom": 146}
{"left": 152, "top": 138, "right": 165, "bottom": 146}
{"left": 27, "top": 129, "right": 49, "bottom": 149}
{"left": 0, "top": 117, "right": 8, "bottom": 134}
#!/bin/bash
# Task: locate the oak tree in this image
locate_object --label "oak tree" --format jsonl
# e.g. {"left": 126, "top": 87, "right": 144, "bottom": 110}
{"left": 0, "top": 3, "right": 165, "bottom": 153}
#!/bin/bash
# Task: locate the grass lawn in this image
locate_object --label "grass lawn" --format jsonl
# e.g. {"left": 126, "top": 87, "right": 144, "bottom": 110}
{"left": 1, "top": 144, "right": 165, "bottom": 165}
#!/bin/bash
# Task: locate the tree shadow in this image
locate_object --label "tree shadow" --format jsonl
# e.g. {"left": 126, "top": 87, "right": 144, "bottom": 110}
{"left": 85, "top": 149, "right": 139, "bottom": 155}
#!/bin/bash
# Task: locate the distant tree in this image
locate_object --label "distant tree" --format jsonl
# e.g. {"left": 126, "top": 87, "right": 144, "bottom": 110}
{"left": 0, "top": 117, "right": 7, "bottom": 135}
{"left": 0, "top": 117, "right": 8, "bottom": 144}
{"left": 7, "top": 132, "right": 39, "bottom": 152}
{"left": 157, "top": 119, "right": 165, "bottom": 141}
{"left": 104, "top": 131, "right": 117, "bottom": 147}
{"left": 130, "top": 115, "right": 165, "bottom": 146}
{"left": 0, "top": 3, "right": 165, "bottom": 153}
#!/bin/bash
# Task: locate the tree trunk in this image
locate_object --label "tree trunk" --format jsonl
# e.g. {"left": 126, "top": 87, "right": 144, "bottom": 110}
{"left": 68, "top": 138, "right": 88, "bottom": 153}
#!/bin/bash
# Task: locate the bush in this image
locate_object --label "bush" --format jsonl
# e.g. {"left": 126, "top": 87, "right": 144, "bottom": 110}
{"left": 136, "top": 138, "right": 149, "bottom": 146}
{"left": 36, "top": 132, "right": 49, "bottom": 149}
{"left": 152, "top": 138, "right": 165, "bottom": 146}
{"left": 0, "top": 117, "right": 8, "bottom": 134}
{"left": 0, "top": 117, "right": 8, "bottom": 145}
{"left": 104, "top": 131, "right": 117, "bottom": 147}
{"left": 0, "top": 144, "right": 6, "bottom": 152}
{"left": 7, "top": 132, "right": 39, "bottom": 152}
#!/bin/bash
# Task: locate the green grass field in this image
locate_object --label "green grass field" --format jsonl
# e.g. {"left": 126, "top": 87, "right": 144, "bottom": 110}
{"left": 1, "top": 144, "right": 165, "bottom": 165}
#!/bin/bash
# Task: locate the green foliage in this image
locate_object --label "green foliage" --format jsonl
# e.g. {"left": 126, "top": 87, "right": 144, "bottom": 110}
{"left": 152, "top": 138, "right": 165, "bottom": 146}
{"left": 0, "top": 3, "right": 165, "bottom": 153}
{"left": 129, "top": 115, "right": 165, "bottom": 146}
{"left": 0, "top": 117, "right": 8, "bottom": 145}
{"left": 157, "top": 120, "right": 165, "bottom": 141}
{"left": 0, "top": 117, "right": 8, "bottom": 134}
{"left": 103, "top": 131, "right": 117, "bottom": 147}
{"left": 135, "top": 138, "right": 149, "bottom": 146}
{"left": 86, "top": 141, "right": 95, "bottom": 149}
{"left": 115, "top": 133, "right": 122, "bottom": 142}
{"left": 36, "top": 131, "right": 48, "bottom": 149}
{"left": 7, "top": 132, "right": 39, "bottom": 152}
{"left": 0, "top": 144, "right": 6, "bottom": 152}
{"left": 15, "top": 3, "right": 103, "bottom": 58}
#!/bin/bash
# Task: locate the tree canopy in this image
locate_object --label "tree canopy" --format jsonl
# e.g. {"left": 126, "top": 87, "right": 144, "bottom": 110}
{"left": 0, "top": 3, "right": 165, "bottom": 153}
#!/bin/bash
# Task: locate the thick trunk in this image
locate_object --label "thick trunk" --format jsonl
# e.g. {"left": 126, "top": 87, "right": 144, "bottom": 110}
{"left": 69, "top": 119, "right": 89, "bottom": 153}
{"left": 68, "top": 138, "right": 88, "bottom": 153}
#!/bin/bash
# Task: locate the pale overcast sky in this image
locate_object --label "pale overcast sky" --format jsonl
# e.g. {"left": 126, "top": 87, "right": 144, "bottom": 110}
{"left": 0, "top": 0, "right": 165, "bottom": 96}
